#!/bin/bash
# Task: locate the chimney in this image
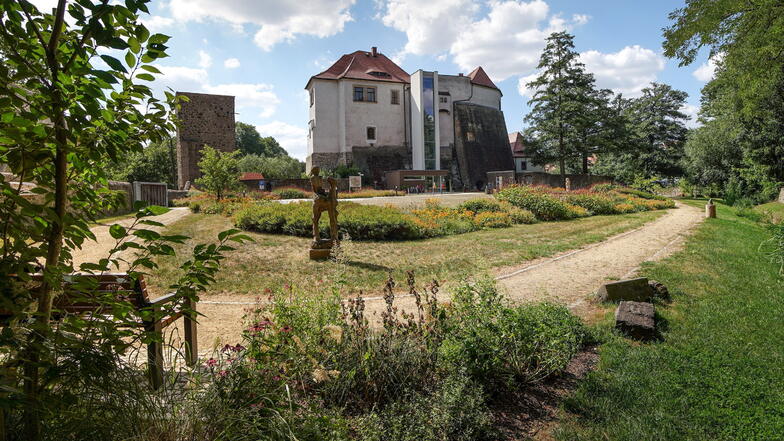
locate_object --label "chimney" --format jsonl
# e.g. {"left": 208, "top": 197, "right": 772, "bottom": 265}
{"left": 458, "top": 73, "right": 463, "bottom": 76}
{"left": 371, "top": 46, "right": 377, "bottom": 57}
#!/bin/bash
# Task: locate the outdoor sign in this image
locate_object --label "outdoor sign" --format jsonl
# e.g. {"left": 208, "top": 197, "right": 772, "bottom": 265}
{"left": 349, "top": 175, "right": 361, "bottom": 189}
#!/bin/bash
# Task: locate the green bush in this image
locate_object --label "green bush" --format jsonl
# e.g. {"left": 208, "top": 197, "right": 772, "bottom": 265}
{"left": 474, "top": 211, "right": 512, "bottom": 229}
{"left": 591, "top": 183, "right": 617, "bottom": 193}
{"left": 356, "top": 374, "right": 496, "bottom": 441}
{"left": 439, "top": 279, "right": 585, "bottom": 388}
{"left": 565, "top": 193, "right": 622, "bottom": 215}
{"left": 503, "top": 205, "right": 537, "bottom": 224}
{"left": 496, "top": 186, "right": 587, "bottom": 221}
{"left": 273, "top": 187, "right": 308, "bottom": 199}
{"left": 457, "top": 198, "right": 504, "bottom": 214}
{"left": 234, "top": 201, "right": 419, "bottom": 240}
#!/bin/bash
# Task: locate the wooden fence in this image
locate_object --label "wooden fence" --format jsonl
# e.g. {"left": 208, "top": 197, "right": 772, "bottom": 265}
{"left": 133, "top": 181, "right": 168, "bottom": 207}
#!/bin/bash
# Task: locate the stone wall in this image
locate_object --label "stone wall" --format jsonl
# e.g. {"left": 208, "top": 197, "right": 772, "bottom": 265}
{"left": 453, "top": 103, "right": 515, "bottom": 191}
{"left": 350, "top": 145, "right": 411, "bottom": 184}
{"left": 516, "top": 172, "right": 612, "bottom": 189}
{"left": 176, "top": 92, "right": 236, "bottom": 189}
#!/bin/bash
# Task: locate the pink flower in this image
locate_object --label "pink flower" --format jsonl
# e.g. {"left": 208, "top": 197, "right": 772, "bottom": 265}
{"left": 205, "top": 358, "right": 217, "bottom": 368}
{"left": 219, "top": 370, "right": 228, "bottom": 377}
{"left": 280, "top": 325, "right": 292, "bottom": 333}
{"left": 250, "top": 402, "right": 265, "bottom": 409}
{"left": 221, "top": 344, "right": 233, "bottom": 353}
{"left": 234, "top": 344, "right": 245, "bottom": 352}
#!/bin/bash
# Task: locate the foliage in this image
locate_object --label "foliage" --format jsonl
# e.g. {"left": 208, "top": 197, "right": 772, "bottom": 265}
{"left": 524, "top": 32, "right": 594, "bottom": 185}
{"left": 331, "top": 164, "right": 362, "bottom": 178}
{"left": 238, "top": 153, "right": 305, "bottom": 180}
{"left": 457, "top": 198, "right": 504, "bottom": 214}
{"left": 473, "top": 211, "right": 513, "bottom": 229}
{"left": 663, "top": 0, "right": 784, "bottom": 198}
{"left": 496, "top": 186, "right": 587, "bottom": 221}
{"left": 235, "top": 121, "right": 288, "bottom": 157}
{"left": 339, "top": 188, "right": 401, "bottom": 199}
{"left": 273, "top": 187, "right": 308, "bottom": 199}
{"left": 106, "top": 137, "right": 176, "bottom": 187}
{"left": 194, "top": 145, "right": 242, "bottom": 200}
{"left": 559, "top": 200, "right": 784, "bottom": 440}
{"left": 763, "top": 222, "right": 784, "bottom": 275}
{"left": 234, "top": 201, "right": 420, "bottom": 241}
{"left": 629, "top": 176, "right": 663, "bottom": 194}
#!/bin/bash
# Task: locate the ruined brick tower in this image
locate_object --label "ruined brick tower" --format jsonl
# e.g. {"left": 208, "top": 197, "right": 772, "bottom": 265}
{"left": 176, "top": 92, "right": 236, "bottom": 189}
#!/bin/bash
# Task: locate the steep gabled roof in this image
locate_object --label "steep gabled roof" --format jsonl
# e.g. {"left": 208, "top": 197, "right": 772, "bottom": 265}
{"left": 307, "top": 49, "right": 410, "bottom": 87}
{"left": 467, "top": 66, "right": 499, "bottom": 90}
{"left": 239, "top": 172, "right": 265, "bottom": 181}
{"left": 508, "top": 131, "right": 530, "bottom": 157}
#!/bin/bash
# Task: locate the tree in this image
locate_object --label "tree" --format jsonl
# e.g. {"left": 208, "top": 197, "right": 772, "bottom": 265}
{"left": 237, "top": 153, "right": 304, "bottom": 180}
{"left": 195, "top": 145, "right": 241, "bottom": 200}
{"left": 525, "top": 32, "right": 592, "bottom": 186}
{"left": 235, "top": 121, "right": 287, "bottom": 157}
{"left": 574, "top": 88, "right": 625, "bottom": 174}
{"left": 663, "top": 0, "right": 784, "bottom": 192}
{"left": 0, "top": 0, "right": 175, "bottom": 436}
{"left": 107, "top": 136, "right": 176, "bottom": 186}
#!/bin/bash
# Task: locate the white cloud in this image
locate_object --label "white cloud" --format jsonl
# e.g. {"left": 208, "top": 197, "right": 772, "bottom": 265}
{"left": 256, "top": 121, "right": 308, "bottom": 159}
{"left": 580, "top": 45, "right": 665, "bottom": 97}
{"left": 203, "top": 83, "right": 280, "bottom": 118}
{"left": 516, "top": 72, "right": 540, "bottom": 99}
{"left": 151, "top": 66, "right": 280, "bottom": 118}
{"left": 380, "top": 0, "right": 588, "bottom": 82}
{"left": 140, "top": 15, "right": 175, "bottom": 32}
{"left": 224, "top": 58, "right": 241, "bottom": 69}
{"left": 693, "top": 55, "right": 722, "bottom": 82}
{"left": 168, "top": 0, "right": 356, "bottom": 51}
{"left": 198, "top": 50, "right": 213, "bottom": 69}
{"left": 381, "top": 0, "right": 477, "bottom": 58}
{"left": 681, "top": 103, "right": 701, "bottom": 128}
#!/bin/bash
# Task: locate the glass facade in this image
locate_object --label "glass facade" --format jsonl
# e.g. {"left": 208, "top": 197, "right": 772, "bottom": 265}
{"left": 422, "top": 74, "right": 436, "bottom": 170}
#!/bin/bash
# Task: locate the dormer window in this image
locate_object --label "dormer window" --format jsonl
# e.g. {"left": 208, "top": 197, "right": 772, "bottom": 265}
{"left": 368, "top": 71, "right": 391, "bottom": 78}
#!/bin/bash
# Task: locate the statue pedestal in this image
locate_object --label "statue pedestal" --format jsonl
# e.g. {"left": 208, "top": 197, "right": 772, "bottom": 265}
{"left": 309, "top": 239, "right": 335, "bottom": 260}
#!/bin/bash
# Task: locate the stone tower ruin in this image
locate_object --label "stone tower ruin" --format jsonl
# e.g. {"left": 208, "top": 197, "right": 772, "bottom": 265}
{"left": 176, "top": 92, "right": 236, "bottom": 189}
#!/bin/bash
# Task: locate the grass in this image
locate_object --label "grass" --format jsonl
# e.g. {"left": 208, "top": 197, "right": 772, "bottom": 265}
{"left": 755, "top": 201, "right": 784, "bottom": 222}
{"left": 146, "top": 208, "right": 666, "bottom": 298}
{"left": 557, "top": 199, "right": 784, "bottom": 441}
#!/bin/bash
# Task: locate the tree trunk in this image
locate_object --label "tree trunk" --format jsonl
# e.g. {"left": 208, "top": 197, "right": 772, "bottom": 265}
{"left": 582, "top": 151, "right": 589, "bottom": 174}
{"left": 559, "top": 133, "right": 566, "bottom": 188}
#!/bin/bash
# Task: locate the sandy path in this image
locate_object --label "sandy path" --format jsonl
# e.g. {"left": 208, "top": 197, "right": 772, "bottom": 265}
{"left": 72, "top": 207, "right": 191, "bottom": 269}
{"left": 176, "top": 203, "right": 703, "bottom": 353}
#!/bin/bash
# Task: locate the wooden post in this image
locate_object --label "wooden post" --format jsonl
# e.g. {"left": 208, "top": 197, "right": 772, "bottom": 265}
{"left": 144, "top": 306, "right": 164, "bottom": 390}
{"left": 183, "top": 297, "right": 198, "bottom": 367}
{"left": 705, "top": 199, "right": 716, "bottom": 219}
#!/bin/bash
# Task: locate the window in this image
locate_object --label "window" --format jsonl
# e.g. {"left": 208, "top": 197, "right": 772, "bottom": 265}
{"left": 391, "top": 89, "right": 400, "bottom": 105}
{"left": 366, "top": 126, "right": 376, "bottom": 141}
{"left": 520, "top": 160, "right": 527, "bottom": 171}
{"left": 466, "top": 131, "right": 475, "bottom": 142}
{"left": 353, "top": 86, "right": 377, "bottom": 102}
{"left": 309, "top": 88, "right": 314, "bottom": 106}
{"left": 439, "top": 96, "right": 448, "bottom": 104}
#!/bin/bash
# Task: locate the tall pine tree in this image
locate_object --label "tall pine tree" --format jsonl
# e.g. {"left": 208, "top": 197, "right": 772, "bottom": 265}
{"left": 525, "top": 32, "right": 593, "bottom": 185}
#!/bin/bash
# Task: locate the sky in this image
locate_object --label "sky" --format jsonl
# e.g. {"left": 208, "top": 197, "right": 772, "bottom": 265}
{"left": 35, "top": 0, "right": 716, "bottom": 160}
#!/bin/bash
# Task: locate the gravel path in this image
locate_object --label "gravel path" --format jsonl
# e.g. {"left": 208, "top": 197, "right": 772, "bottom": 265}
{"left": 178, "top": 203, "right": 704, "bottom": 352}
{"left": 72, "top": 207, "right": 191, "bottom": 269}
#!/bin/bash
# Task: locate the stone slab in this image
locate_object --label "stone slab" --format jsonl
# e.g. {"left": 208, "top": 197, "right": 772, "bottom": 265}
{"left": 597, "top": 277, "right": 653, "bottom": 302}
{"left": 778, "top": 187, "right": 784, "bottom": 203}
{"left": 615, "top": 301, "right": 656, "bottom": 340}
{"left": 309, "top": 248, "right": 331, "bottom": 260}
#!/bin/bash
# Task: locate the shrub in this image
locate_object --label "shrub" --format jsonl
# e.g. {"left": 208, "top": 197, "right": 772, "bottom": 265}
{"left": 613, "top": 203, "right": 637, "bottom": 214}
{"left": 503, "top": 205, "right": 537, "bottom": 224}
{"left": 457, "top": 198, "right": 504, "bottom": 214}
{"left": 234, "top": 201, "right": 419, "bottom": 240}
{"left": 496, "top": 186, "right": 585, "bottom": 221}
{"left": 474, "top": 211, "right": 512, "bottom": 229}
{"left": 565, "top": 192, "right": 621, "bottom": 215}
{"left": 356, "top": 374, "right": 496, "bottom": 441}
{"left": 439, "top": 279, "right": 585, "bottom": 388}
{"left": 591, "top": 183, "right": 617, "bottom": 193}
{"left": 273, "top": 187, "right": 308, "bottom": 199}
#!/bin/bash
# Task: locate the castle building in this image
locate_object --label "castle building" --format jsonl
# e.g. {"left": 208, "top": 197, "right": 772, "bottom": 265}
{"left": 305, "top": 47, "right": 514, "bottom": 190}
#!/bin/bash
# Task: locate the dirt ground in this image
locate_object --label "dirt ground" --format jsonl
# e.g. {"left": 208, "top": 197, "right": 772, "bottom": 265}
{"left": 159, "top": 202, "right": 704, "bottom": 354}
{"left": 73, "top": 207, "right": 191, "bottom": 269}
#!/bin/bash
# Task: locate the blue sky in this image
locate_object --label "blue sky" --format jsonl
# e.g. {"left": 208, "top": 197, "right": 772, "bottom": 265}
{"left": 41, "top": 0, "right": 716, "bottom": 159}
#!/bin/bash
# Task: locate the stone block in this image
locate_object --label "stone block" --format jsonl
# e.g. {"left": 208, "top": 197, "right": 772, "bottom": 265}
{"left": 615, "top": 301, "right": 656, "bottom": 340}
{"left": 597, "top": 277, "right": 653, "bottom": 302}
{"left": 778, "top": 187, "right": 784, "bottom": 203}
{"left": 648, "top": 280, "right": 670, "bottom": 300}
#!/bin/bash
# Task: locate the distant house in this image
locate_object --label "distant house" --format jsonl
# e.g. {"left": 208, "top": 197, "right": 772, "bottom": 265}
{"left": 508, "top": 132, "right": 544, "bottom": 173}
{"left": 239, "top": 172, "right": 268, "bottom": 191}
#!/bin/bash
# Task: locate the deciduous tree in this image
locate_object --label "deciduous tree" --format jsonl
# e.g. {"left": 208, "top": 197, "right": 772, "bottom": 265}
{"left": 194, "top": 145, "right": 241, "bottom": 200}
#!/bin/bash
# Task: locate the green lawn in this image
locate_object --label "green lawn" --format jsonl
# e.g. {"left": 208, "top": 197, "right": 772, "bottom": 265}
{"left": 557, "top": 200, "right": 784, "bottom": 441}
{"left": 147, "top": 209, "right": 665, "bottom": 298}
{"left": 755, "top": 201, "right": 784, "bottom": 223}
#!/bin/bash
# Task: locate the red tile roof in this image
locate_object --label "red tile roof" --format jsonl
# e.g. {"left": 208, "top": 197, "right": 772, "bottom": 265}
{"left": 308, "top": 49, "right": 410, "bottom": 86}
{"left": 239, "top": 172, "right": 265, "bottom": 181}
{"left": 508, "top": 132, "right": 530, "bottom": 157}
{"left": 467, "top": 66, "right": 499, "bottom": 90}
